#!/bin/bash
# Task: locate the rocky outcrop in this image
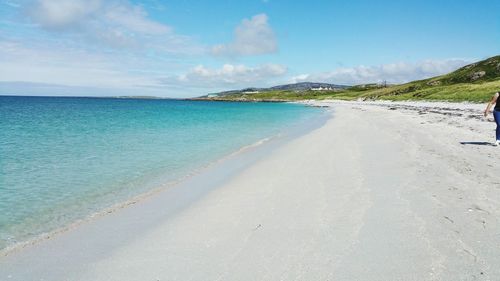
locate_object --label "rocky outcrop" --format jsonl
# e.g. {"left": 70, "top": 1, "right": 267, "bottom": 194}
{"left": 426, "top": 80, "right": 442, "bottom": 86}
{"left": 470, "top": 71, "right": 486, "bottom": 81}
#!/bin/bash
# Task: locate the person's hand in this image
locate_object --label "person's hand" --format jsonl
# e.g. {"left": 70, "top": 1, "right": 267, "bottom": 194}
{"left": 484, "top": 110, "right": 489, "bottom": 117}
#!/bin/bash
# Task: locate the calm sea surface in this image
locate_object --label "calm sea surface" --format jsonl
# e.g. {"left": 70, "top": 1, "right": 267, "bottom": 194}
{"left": 0, "top": 96, "right": 323, "bottom": 250}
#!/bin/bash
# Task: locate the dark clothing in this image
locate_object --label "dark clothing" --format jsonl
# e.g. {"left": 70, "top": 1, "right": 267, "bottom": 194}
{"left": 495, "top": 101, "right": 500, "bottom": 111}
{"left": 494, "top": 110, "right": 500, "bottom": 141}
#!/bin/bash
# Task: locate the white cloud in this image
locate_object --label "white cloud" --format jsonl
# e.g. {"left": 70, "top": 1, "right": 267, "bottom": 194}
{"left": 292, "top": 59, "right": 472, "bottom": 85}
{"left": 168, "top": 63, "right": 287, "bottom": 88}
{"left": 0, "top": 39, "right": 287, "bottom": 97}
{"left": 1, "top": 3, "right": 281, "bottom": 97}
{"left": 28, "top": 0, "right": 102, "bottom": 30}
{"left": 212, "top": 14, "right": 277, "bottom": 56}
{"left": 0, "top": 40, "right": 160, "bottom": 89}
{"left": 26, "top": 0, "right": 196, "bottom": 52}
{"left": 103, "top": 3, "right": 171, "bottom": 35}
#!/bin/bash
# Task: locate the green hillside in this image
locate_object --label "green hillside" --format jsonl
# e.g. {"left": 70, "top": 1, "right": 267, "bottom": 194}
{"left": 199, "top": 55, "right": 500, "bottom": 103}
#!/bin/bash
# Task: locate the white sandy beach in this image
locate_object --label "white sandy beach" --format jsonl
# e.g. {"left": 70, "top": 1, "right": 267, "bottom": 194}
{"left": 1, "top": 101, "right": 500, "bottom": 281}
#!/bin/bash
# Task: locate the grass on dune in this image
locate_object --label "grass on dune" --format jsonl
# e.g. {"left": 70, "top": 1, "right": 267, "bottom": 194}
{"left": 356, "top": 79, "right": 500, "bottom": 102}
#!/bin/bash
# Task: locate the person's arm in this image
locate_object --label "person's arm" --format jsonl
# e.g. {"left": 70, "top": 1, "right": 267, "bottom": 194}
{"left": 484, "top": 92, "right": 499, "bottom": 117}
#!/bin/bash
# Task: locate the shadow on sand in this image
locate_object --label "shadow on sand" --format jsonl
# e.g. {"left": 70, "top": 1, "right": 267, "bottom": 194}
{"left": 460, "top": 141, "right": 495, "bottom": 146}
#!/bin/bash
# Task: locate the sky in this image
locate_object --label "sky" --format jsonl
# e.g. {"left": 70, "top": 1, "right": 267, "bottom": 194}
{"left": 0, "top": 0, "right": 498, "bottom": 97}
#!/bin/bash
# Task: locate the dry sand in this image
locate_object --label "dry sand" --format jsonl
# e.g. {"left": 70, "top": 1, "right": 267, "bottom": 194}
{"left": 1, "top": 101, "right": 499, "bottom": 281}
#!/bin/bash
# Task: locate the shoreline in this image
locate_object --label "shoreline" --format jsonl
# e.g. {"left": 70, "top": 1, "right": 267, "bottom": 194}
{"left": 0, "top": 105, "right": 330, "bottom": 258}
{"left": 2, "top": 101, "right": 500, "bottom": 280}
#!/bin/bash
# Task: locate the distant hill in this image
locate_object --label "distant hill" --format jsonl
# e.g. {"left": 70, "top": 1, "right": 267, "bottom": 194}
{"left": 209, "top": 82, "right": 348, "bottom": 97}
{"left": 434, "top": 55, "right": 500, "bottom": 84}
{"left": 355, "top": 55, "right": 500, "bottom": 101}
{"left": 196, "top": 55, "right": 500, "bottom": 102}
{"left": 269, "top": 82, "right": 349, "bottom": 91}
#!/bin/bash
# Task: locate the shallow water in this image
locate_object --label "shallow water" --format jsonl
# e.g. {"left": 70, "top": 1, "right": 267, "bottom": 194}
{"left": 0, "top": 96, "right": 322, "bottom": 250}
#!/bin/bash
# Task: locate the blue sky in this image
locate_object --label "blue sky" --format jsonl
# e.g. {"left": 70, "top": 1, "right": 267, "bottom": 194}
{"left": 0, "top": 0, "right": 498, "bottom": 97}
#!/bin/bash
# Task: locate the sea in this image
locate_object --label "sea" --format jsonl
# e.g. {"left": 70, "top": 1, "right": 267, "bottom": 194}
{"left": 0, "top": 96, "right": 324, "bottom": 251}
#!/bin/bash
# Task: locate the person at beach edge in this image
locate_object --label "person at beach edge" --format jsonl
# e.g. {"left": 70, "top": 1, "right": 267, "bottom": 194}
{"left": 484, "top": 91, "right": 500, "bottom": 146}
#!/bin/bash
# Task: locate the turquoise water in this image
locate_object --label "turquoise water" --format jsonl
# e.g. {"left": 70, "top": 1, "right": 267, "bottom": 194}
{"left": 0, "top": 96, "right": 322, "bottom": 250}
